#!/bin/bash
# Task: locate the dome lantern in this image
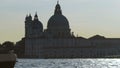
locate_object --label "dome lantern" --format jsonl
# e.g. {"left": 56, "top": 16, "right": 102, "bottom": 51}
{"left": 34, "top": 12, "right": 38, "bottom": 21}
{"left": 54, "top": 1, "right": 62, "bottom": 15}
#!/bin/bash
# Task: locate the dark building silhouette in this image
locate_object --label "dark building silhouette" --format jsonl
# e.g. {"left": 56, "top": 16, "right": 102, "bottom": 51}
{"left": 25, "top": 13, "right": 43, "bottom": 38}
{"left": 45, "top": 2, "right": 72, "bottom": 38}
{"left": 16, "top": 2, "right": 120, "bottom": 58}
{"left": 25, "top": 2, "right": 73, "bottom": 39}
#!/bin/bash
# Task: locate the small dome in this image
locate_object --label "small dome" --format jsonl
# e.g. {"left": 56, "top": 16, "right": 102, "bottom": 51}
{"left": 47, "top": 14, "right": 69, "bottom": 29}
{"left": 32, "top": 13, "right": 43, "bottom": 31}
{"left": 32, "top": 20, "right": 43, "bottom": 31}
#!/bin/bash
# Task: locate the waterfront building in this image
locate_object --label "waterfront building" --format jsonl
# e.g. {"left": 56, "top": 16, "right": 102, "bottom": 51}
{"left": 18, "top": 2, "right": 120, "bottom": 58}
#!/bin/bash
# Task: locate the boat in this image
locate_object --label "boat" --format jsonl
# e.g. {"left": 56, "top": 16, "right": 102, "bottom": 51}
{"left": 0, "top": 48, "right": 17, "bottom": 68}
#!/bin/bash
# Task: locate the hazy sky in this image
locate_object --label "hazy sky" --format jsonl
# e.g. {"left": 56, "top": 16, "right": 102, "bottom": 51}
{"left": 0, "top": 0, "right": 120, "bottom": 43}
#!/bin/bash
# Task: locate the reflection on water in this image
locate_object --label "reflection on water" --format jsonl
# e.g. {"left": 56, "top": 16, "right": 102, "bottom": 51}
{"left": 15, "top": 59, "right": 120, "bottom": 68}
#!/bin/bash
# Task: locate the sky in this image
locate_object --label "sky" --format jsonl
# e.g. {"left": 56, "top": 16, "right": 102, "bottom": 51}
{"left": 0, "top": 0, "right": 120, "bottom": 43}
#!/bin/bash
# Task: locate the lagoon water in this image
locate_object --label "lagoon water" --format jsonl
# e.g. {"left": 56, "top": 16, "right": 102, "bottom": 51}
{"left": 15, "top": 59, "right": 120, "bottom": 68}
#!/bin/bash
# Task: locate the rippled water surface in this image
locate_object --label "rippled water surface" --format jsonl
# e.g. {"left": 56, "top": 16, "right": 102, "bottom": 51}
{"left": 15, "top": 59, "right": 120, "bottom": 68}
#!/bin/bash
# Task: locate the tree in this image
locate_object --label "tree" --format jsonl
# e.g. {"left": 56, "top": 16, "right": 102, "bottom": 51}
{"left": 2, "top": 41, "right": 14, "bottom": 50}
{"left": 15, "top": 38, "right": 25, "bottom": 58}
{"left": 0, "top": 43, "right": 1, "bottom": 47}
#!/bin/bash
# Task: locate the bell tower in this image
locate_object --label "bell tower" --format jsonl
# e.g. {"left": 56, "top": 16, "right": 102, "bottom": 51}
{"left": 25, "top": 13, "right": 43, "bottom": 38}
{"left": 25, "top": 14, "right": 32, "bottom": 38}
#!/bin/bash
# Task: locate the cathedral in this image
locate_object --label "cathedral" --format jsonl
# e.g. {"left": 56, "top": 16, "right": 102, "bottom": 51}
{"left": 25, "top": 2, "right": 73, "bottom": 39}
{"left": 23, "top": 2, "right": 120, "bottom": 58}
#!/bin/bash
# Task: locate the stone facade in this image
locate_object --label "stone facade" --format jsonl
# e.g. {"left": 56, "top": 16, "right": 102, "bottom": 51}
{"left": 24, "top": 2, "right": 120, "bottom": 58}
{"left": 25, "top": 38, "right": 120, "bottom": 58}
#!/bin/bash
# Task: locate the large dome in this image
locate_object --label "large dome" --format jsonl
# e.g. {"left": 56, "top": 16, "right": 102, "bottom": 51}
{"left": 47, "top": 2, "right": 70, "bottom": 30}
{"left": 46, "top": 2, "right": 72, "bottom": 38}
{"left": 47, "top": 14, "right": 69, "bottom": 29}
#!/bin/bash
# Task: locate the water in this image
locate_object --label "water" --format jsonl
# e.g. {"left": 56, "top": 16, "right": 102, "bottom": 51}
{"left": 15, "top": 59, "right": 120, "bottom": 68}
